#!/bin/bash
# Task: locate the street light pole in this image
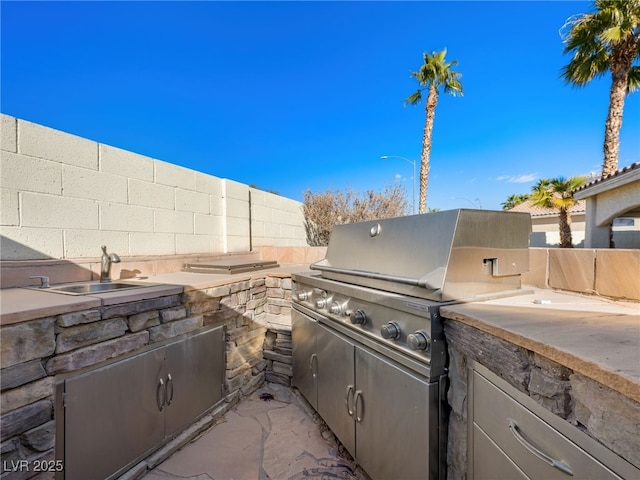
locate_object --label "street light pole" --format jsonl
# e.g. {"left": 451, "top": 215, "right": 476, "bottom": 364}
{"left": 450, "top": 197, "right": 483, "bottom": 209}
{"left": 381, "top": 155, "right": 417, "bottom": 214}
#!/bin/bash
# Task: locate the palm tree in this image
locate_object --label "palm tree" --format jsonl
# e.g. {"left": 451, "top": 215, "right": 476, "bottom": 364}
{"left": 501, "top": 194, "right": 530, "bottom": 210}
{"left": 561, "top": 0, "right": 640, "bottom": 176}
{"left": 530, "top": 177, "right": 587, "bottom": 248}
{"left": 405, "top": 49, "right": 463, "bottom": 213}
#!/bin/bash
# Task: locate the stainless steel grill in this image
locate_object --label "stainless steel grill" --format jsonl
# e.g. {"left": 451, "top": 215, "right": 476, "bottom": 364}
{"left": 309, "top": 208, "right": 531, "bottom": 301}
{"left": 292, "top": 209, "right": 531, "bottom": 480}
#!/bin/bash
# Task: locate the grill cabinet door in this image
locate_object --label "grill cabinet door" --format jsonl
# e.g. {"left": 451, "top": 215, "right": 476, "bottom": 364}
{"left": 355, "top": 346, "right": 438, "bottom": 480}
{"left": 317, "top": 324, "right": 356, "bottom": 457}
{"left": 61, "top": 326, "right": 226, "bottom": 480}
{"left": 164, "top": 325, "right": 225, "bottom": 437}
{"left": 63, "top": 347, "right": 165, "bottom": 480}
{"left": 292, "top": 309, "right": 318, "bottom": 409}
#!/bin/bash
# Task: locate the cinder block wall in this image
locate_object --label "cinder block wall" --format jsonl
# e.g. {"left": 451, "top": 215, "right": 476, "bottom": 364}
{"left": 0, "top": 114, "right": 307, "bottom": 260}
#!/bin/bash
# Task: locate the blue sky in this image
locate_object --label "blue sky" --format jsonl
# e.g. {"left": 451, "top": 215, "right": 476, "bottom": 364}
{"left": 2, "top": 1, "right": 639, "bottom": 212}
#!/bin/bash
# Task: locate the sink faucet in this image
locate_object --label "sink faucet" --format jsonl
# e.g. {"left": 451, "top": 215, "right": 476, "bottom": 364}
{"left": 30, "top": 275, "right": 50, "bottom": 288}
{"left": 100, "top": 245, "right": 121, "bottom": 283}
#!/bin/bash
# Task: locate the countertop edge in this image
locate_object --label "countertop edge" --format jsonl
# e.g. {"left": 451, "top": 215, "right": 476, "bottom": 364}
{"left": 0, "top": 293, "right": 102, "bottom": 325}
{"left": 440, "top": 306, "right": 640, "bottom": 404}
{"left": 1, "top": 266, "right": 307, "bottom": 325}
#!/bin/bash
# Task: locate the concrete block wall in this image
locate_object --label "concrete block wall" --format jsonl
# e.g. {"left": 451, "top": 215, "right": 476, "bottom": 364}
{"left": 0, "top": 114, "right": 307, "bottom": 261}
{"left": 249, "top": 188, "right": 306, "bottom": 248}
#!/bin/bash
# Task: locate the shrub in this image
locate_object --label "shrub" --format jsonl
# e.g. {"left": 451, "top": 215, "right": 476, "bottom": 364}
{"left": 303, "top": 184, "right": 409, "bottom": 246}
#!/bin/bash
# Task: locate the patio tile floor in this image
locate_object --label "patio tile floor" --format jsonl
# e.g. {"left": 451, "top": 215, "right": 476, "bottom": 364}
{"left": 141, "top": 383, "right": 370, "bottom": 480}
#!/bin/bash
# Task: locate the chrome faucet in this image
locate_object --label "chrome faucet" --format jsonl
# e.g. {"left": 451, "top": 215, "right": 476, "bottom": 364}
{"left": 100, "top": 245, "right": 121, "bottom": 283}
{"left": 30, "top": 275, "right": 50, "bottom": 288}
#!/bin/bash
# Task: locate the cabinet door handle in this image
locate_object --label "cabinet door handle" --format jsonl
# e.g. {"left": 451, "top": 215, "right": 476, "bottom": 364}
{"left": 345, "top": 384, "right": 355, "bottom": 416}
{"left": 166, "top": 373, "right": 174, "bottom": 406}
{"left": 310, "top": 354, "right": 317, "bottom": 379}
{"left": 508, "top": 419, "right": 573, "bottom": 476}
{"left": 354, "top": 390, "right": 364, "bottom": 423}
{"left": 156, "top": 378, "right": 166, "bottom": 412}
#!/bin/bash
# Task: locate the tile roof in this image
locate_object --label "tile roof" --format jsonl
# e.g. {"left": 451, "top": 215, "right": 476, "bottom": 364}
{"left": 573, "top": 162, "right": 640, "bottom": 194}
{"left": 508, "top": 199, "right": 586, "bottom": 217}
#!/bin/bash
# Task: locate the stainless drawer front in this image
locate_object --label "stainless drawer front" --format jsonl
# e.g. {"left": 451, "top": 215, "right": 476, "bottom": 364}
{"left": 473, "top": 424, "right": 529, "bottom": 480}
{"left": 473, "top": 370, "right": 621, "bottom": 480}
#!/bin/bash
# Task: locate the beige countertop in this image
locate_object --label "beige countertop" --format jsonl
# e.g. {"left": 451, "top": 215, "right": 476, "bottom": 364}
{"left": 0, "top": 283, "right": 183, "bottom": 326}
{"left": 441, "top": 289, "right": 640, "bottom": 403}
{"left": 0, "top": 288, "right": 102, "bottom": 325}
{"left": 145, "top": 264, "right": 309, "bottom": 291}
{"left": 0, "top": 265, "right": 309, "bottom": 325}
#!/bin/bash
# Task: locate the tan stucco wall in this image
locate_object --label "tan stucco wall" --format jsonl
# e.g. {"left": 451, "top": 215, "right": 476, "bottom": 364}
{"left": 530, "top": 214, "right": 586, "bottom": 247}
{"left": 523, "top": 247, "right": 640, "bottom": 301}
{"left": 575, "top": 169, "right": 640, "bottom": 248}
{"left": 589, "top": 181, "right": 640, "bottom": 227}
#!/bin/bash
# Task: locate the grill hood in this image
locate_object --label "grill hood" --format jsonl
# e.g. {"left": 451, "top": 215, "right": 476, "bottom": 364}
{"left": 310, "top": 209, "right": 531, "bottom": 301}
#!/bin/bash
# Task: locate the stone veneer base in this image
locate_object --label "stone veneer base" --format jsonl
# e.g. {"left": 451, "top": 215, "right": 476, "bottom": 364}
{"left": 0, "top": 275, "right": 293, "bottom": 480}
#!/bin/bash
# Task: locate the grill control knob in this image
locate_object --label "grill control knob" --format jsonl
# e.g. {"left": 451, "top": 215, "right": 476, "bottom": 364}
{"left": 329, "top": 301, "right": 342, "bottom": 315}
{"left": 296, "top": 291, "right": 309, "bottom": 301}
{"left": 380, "top": 322, "right": 401, "bottom": 340}
{"left": 407, "top": 331, "right": 431, "bottom": 351}
{"left": 315, "top": 298, "right": 327, "bottom": 309}
{"left": 350, "top": 309, "right": 367, "bottom": 325}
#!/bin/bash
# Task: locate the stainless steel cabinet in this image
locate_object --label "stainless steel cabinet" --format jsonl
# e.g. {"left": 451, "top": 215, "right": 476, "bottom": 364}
{"left": 62, "top": 346, "right": 165, "bottom": 480}
{"left": 472, "top": 423, "right": 528, "bottom": 479}
{"left": 293, "top": 309, "right": 356, "bottom": 456}
{"left": 316, "top": 322, "right": 356, "bottom": 456}
{"left": 292, "top": 308, "right": 318, "bottom": 410}
{"left": 469, "top": 362, "right": 640, "bottom": 480}
{"left": 164, "top": 329, "right": 225, "bottom": 436}
{"left": 355, "top": 345, "right": 437, "bottom": 480}
{"left": 57, "top": 325, "right": 225, "bottom": 480}
{"left": 293, "top": 307, "right": 436, "bottom": 480}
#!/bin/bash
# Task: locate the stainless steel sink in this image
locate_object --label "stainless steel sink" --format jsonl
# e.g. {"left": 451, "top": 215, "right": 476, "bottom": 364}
{"left": 43, "top": 281, "right": 160, "bottom": 295}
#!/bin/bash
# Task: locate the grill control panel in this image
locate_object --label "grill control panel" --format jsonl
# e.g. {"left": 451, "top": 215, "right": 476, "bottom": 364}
{"left": 293, "top": 279, "right": 445, "bottom": 367}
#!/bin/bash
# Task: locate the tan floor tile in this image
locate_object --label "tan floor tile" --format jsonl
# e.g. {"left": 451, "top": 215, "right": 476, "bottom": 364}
{"left": 147, "top": 412, "right": 262, "bottom": 480}
{"left": 142, "top": 384, "right": 366, "bottom": 480}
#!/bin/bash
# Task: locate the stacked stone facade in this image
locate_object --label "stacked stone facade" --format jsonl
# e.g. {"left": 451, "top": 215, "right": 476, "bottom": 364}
{"left": 444, "top": 320, "right": 640, "bottom": 480}
{"left": 263, "top": 276, "right": 293, "bottom": 385}
{"left": 0, "top": 274, "right": 294, "bottom": 479}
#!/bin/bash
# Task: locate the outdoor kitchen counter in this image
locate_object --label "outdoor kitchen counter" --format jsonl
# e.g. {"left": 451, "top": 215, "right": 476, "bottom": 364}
{"left": 440, "top": 289, "right": 640, "bottom": 403}
{"left": 0, "top": 264, "right": 308, "bottom": 325}
{"left": 0, "top": 283, "right": 183, "bottom": 325}
{"left": 140, "top": 263, "right": 309, "bottom": 291}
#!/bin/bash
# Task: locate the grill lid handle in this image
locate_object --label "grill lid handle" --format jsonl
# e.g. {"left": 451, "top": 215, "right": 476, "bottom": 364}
{"left": 310, "top": 263, "right": 443, "bottom": 291}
